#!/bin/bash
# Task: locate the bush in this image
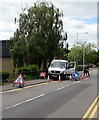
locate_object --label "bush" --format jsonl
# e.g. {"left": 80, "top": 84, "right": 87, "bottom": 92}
{"left": 76, "top": 65, "right": 83, "bottom": 71}
{"left": 23, "top": 75, "right": 32, "bottom": 81}
{"left": 17, "top": 65, "right": 47, "bottom": 81}
{"left": 18, "top": 64, "right": 37, "bottom": 73}
{"left": 96, "top": 63, "right": 99, "bottom": 67}
{"left": 28, "top": 65, "right": 37, "bottom": 71}
{"left": 0, "top": 71, "right": 10, "bottom": 82}
{"left": 18, "top": 66, "right": 31, "bottom": 73}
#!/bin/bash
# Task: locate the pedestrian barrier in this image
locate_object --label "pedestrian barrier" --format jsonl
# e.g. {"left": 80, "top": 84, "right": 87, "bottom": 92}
{"left": 40, "top": 72, "right": 46, "bottom": 79}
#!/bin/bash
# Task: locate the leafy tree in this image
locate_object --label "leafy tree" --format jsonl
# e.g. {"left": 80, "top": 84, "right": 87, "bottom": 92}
{"left": 69, "top": 42, "right": 97, "bottom": 65}
{"left": 7, "top": 1, "right": 63, "bottom": 70}
{"left": 58, "top": 32, "right": 70, "bottom": 60}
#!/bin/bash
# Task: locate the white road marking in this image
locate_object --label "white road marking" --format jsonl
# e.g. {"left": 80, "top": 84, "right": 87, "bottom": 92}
{"left": 72, "top": 81, "right": 81, "bottom": 84}
{"left": 56, "top": 84, "right": 70, "bottom": 91}
{"left": 57, "top": 87, "right": 65, "bottom": 91}
{"left": 6, "top": 94, "right": 45, "bottom": 110}
{"left": 66, "top": 84, "right": 69, "bottom": 87}
{"left": 75, "top": 81, "right": 81, "bottom": 83}
{"left": 72, "top": 82, "right": 76, "bottom": 84}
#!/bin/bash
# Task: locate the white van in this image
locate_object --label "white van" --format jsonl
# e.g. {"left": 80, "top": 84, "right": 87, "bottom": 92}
{"left": 48, "top": 59, "right": 76, "bottom": 79}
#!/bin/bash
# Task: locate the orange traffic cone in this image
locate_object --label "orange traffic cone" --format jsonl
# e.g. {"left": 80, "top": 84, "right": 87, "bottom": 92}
{"left": 69, "top": 74, "right": 72, "bottom": 80}
{"left": 84, "top": 73, "right": 88, "bottom": 78}
{"left": 80, "top": 72, "right": 83, "bottom": 79}
{"left": 81, "top": 73, "right": 85, "bottom": 79}
{"left": 86, "top": 72, "right": 89, "bottom": 78}
{"left": 47, "top": 75, "right": 51, "bottom": 83}
{"left": 58, "top": 75, "right": 62, "bottom": 82}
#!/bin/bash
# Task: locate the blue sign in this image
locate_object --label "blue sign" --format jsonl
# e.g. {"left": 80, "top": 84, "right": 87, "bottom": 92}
{"left": 72, "top": 71, "right": 80, "bottom": 79}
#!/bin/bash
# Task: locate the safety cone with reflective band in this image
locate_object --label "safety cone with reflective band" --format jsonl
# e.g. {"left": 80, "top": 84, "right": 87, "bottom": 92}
{"left": 58, "top": 74, "right": 62, "bottom": 82}
{"left": 82, "top": 74, "right": 85, "bottom": 79}
{"left": 47, "top": 75, "right": 51, "bottom": 83}
{"left": 84, "top": 73, "right": 87, "bottom": 78}
{"left": 80, "top": 72, "right": 85, "bottom": 79}
{"left": 85, "top": 72, "right": 89, "bottom": 78}
{"left": 69, "top": 74, "right": 72, "bottom": 80}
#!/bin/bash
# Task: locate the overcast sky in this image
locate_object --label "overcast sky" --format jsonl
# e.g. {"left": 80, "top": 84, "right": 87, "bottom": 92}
{"left": 0, "top": 0, "right": 98, "bottom": 48}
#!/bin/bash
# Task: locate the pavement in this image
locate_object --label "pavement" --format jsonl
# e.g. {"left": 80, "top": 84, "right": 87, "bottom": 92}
{"left": 1, "top": 79, "right": 48, "bottom": 92}
{"left": 1, "top": 67, "right": 96, "bottom": 92}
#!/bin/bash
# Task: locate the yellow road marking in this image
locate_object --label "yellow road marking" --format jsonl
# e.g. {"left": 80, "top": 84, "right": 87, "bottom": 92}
{"left": 0, "top": 88, "right": 23, "bottom": 93}
{"left": 0, "top": 82, "right": 49, "bottom": 94}
{"left": 82, "top": 95, "right": 99, "bottom": 120}
{"left": 88, "top": 101, "right": 99, "bottom": 120}
{"left": 24, "top": 82, "right": 48, "bottom": 89}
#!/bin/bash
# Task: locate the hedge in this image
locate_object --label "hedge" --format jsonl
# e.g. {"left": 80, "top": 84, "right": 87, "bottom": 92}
{"left": 0, "top": 68, "right": 47, "bottom": 84}
{"left": 96, "top": 63, "right": 99, "bottom": 67}
{"left": 18, "top": 65, "right": 37, "bottom": 73}
{"left": 76, "top": 65, "right": 83, "bottom": 71}
{"left": 22, "top": 70, "right": 47, "bottom": 80}
{"left": 0, "top": 71, "right": 10, "bottom": 82}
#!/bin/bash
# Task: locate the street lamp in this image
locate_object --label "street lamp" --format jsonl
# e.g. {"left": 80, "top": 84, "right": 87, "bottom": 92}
{"left": 76, "top": 32, "right": 88, "bottom": 70}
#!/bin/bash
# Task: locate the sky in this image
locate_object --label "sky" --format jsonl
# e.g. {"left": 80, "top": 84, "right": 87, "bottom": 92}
{"left": 0, "top": 0, "right": 98, "bottom": 49}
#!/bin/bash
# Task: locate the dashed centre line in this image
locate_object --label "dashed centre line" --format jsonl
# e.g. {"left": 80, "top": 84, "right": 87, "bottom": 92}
{"left": 6, "top": 94, "right": 45, "bottom": 110}
{"left": 5, "top": 78, "right": 88, "bottom": 110}
{"left": 57, "top": 87, "right": 65, "bottom": 91}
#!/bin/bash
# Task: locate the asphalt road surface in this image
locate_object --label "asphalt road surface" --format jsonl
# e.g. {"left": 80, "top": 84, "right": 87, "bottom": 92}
{"left": 2, "top": 68, "right": 98, "bottom": 119}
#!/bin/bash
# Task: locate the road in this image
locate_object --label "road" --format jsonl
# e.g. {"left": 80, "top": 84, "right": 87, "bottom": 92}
{"left": 2, "top": 68, "right": 98, "bottom": 119}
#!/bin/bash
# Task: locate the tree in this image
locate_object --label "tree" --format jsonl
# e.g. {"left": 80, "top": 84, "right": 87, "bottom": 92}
{"left": 58, "top": 32, "right": 70, "bottom": 60}
{"left": 69, "top": 42, "right": 97, "bottom": 65}
{"left": 7, "top": 1, "right": 63, "bottom": 70}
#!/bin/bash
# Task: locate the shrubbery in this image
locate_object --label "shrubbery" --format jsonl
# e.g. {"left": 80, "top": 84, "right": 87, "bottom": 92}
{"left": 18, "top": 66, "right": 31, "bottom": 73}
{"left": 18, "top": 65, "right": 46, "bottom": 81}
{"left": 28, "top": 65, "right": 37, "bottom": 71}
{"left": 96, "top": 63, "right": 99, "bottom": 67}
{"left": 0, "top": 71, "right": 10, "bottom": 83}
{"left": 18, "top": 65, "right": 37, "bottom": 73}
{"left": 76, "top": 65, "right": 83, "bottom": 71}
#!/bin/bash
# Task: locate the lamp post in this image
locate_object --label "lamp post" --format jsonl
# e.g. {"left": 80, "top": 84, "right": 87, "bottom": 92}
{"left": 76, "top": 32, "right": 88, "bottom": 70}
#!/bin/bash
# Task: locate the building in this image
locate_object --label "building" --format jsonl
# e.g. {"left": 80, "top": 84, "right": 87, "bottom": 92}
{"left": 0, "top": 40, "right": 13, "bottom": 72}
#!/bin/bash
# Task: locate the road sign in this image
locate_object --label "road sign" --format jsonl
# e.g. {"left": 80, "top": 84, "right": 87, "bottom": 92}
{"left": 72, "top": 71, "right": 80, "bottom": 79}
{"left": 14, "top": 74, "right": 24, "bottom": 85}
{"left": 40, "top": 72, "right": 46, "bottom": 78}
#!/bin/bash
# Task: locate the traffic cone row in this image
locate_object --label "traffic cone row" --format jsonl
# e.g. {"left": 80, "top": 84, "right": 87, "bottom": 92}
{"left": 80, "top": 72, "right": 89, "bottom": 79}
{"left": 47, "top": 74, "right": 62, "bottom": 82}
{"left": 48, "top": 73, "right": 89, "bottom": 82}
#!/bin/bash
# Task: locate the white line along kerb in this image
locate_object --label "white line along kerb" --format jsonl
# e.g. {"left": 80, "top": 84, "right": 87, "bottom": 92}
{"left": 6, "top": 94, "right": 45, "bottom": 110}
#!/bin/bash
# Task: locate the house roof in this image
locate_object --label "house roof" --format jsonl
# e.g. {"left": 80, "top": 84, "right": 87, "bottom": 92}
{"left": 0, "top": 40, "right": 10, "bottom": 58}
